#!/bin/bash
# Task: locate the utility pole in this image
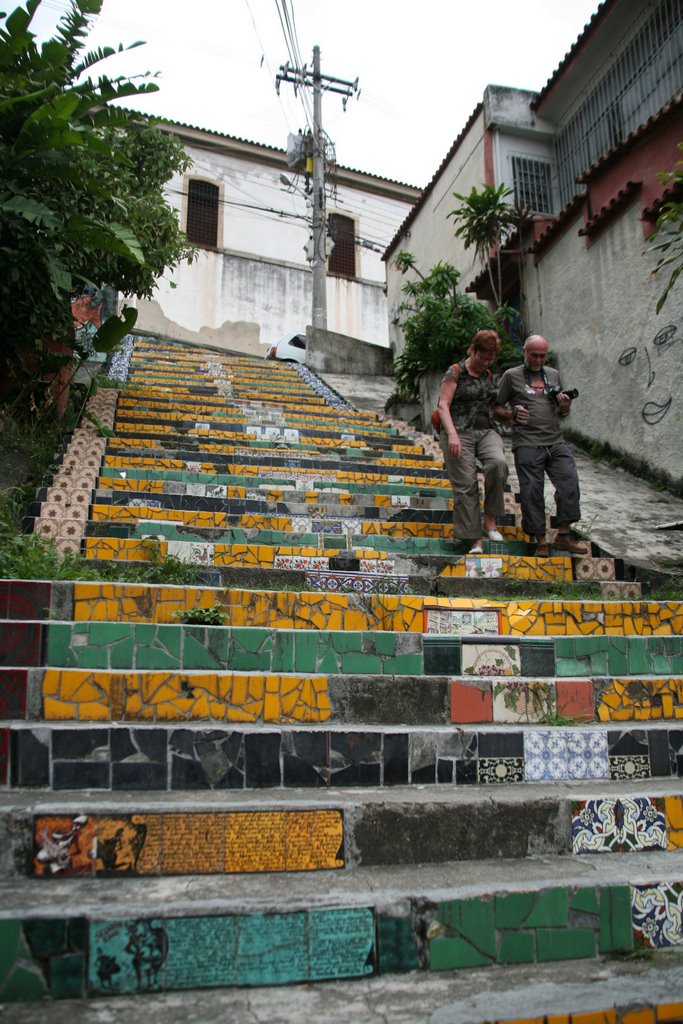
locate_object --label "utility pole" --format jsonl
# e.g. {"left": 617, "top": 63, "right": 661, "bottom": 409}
{"left": 310, "top": 45, "right": 326, "bottom": 330}
{"left": 276, "top": 49, "right": 358, "bottom": 331}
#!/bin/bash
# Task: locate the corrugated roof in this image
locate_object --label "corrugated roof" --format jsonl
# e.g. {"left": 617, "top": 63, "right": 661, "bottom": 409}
{"left": 532, "top": 0, "right": 613, "bottom": 111}
{"left": 382, "top": 102, "right": 484, "bottom": 261}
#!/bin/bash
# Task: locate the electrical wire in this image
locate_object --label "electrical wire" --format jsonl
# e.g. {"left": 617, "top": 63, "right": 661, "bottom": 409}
{"left": 243, "top": 0, "right": 295, "bottom": 137}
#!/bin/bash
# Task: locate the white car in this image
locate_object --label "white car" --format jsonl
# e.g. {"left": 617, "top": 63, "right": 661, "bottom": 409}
{"left": 264, "top": 331, "right": 306, "bottom": 363}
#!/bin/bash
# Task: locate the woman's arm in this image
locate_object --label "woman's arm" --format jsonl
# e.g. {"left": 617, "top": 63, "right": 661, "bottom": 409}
{"left": 437, "top": 377, "right": 461, "bottom": 457}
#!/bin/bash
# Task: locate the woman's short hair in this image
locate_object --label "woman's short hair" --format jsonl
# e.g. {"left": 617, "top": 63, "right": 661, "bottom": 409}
{"left": 470, "top": 329, "right": 500, "bottom": 355}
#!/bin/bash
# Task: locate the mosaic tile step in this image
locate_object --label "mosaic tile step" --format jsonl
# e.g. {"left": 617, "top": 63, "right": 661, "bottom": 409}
{"left": 99, "top": 465, "right": 453, "bottom": 498}
{"left": 10, "top": 792, "right": 682, "bottom": 879}
{"left": 31, "top": 808, "right": 345, "bottom": 877}
{"left": 113, "top": 410, "right": 410, "bottom": 442}
{"left": 2, "top": 843, "right": 683, "bottom": 1000}
{"left": 4, "top": 722, "right": 682, "bottom": 790}
{"left": 116, "top": 401, "right": 403, "bottom": 437}
{"left": 102, "top": 443, "right": 448, "bottom": 482}
{"left": 81, "top": 524, "right": 529, "bottom": 561}
{"left": 92, "top": 485, "right": 455, "bottom": 515}
{"left": 87, "top": 490, "right": 462, "bottom": 525}
{"left": 2, "top": 580, "right": 680, "bottom": 640}
{"left": 113, "top": 426, "right": 429, "bottom": 462}
{"left": 102, "top": 456, "right": 454, "bottom": 491}
{"left": 64, "top": 583, "right": 683, "bottom": 637}
{"left": 452, "top": 675, "right": 683, "bottom": 724}
{"left": 109, "top": 430, "right": 437, "bottom": 470}
{"left": 95, "top": 476, "right": 455, "bottom": 508}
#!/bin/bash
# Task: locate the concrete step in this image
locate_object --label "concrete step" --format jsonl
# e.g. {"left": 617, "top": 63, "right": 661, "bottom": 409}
{"left": 0, "top": 780, "right": 680, "bottom": 875}
{"left": 1, "top": 844, "right": 682, "bottom": 1002}
{"left": 1, "top": 956, "right": 681, "bottom": 1023}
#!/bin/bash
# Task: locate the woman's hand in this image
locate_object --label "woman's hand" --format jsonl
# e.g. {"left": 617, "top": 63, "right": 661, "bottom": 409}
{"left": 447, "top": 430, "right": 462, "bottom": 457}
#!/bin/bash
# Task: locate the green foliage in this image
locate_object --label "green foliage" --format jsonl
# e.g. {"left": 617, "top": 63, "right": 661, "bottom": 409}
{"left": 0, "top": 0, "right": 194, "bottom": 414}
{"left": 392, "top": 252, "right": 517, "bottom": 398}
{"left": 448, "top": 183, "right": 519, "bottom": 308}
{"left": 177, "top": 605, "right": 227, "bottom": 626}
{"left": 647, "top": 141, "right": 683, "bottom": 313}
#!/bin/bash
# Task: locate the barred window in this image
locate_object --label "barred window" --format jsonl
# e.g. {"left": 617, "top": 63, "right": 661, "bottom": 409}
{"left": 186, "top": 179, "right": 219, "bottom": 248}
{"left": 328, "top": 213, "right": 357, "bottom": 278}
{"left": 511, "top": 156, "right": 554, "bottom": 214}
{"left": 554, "top": 0, "right": 683, "bottom": 206}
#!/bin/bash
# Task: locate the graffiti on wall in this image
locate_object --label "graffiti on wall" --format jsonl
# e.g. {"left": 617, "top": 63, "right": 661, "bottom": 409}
{"left": 617, "top": 324, "right": 677, "bottom": 424}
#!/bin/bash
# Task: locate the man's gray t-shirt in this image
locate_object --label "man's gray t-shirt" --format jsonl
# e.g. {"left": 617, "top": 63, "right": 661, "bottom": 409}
{"left": 496, "top": 364, "right": 564, "bottom": 449}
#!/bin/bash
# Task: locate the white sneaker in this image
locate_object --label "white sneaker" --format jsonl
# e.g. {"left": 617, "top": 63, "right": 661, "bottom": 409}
{"left": 486, "top": 529, "right": 504, "bottom": 542}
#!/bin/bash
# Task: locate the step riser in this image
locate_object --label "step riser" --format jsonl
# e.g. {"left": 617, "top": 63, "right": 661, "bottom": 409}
{"left": 0, "top": 793, "right": 679, "bottom": 879}
{"left": 2, "top": 579, "right": 677, "bottom": 634}
{"left": 5, "top": 722, "right": 682, "bottom": 790}
{"left": 4, "top": 668, "right": 683, "bottom": 727}
{"left": 1, "top": 875, "right": 679, "bottom": 1002}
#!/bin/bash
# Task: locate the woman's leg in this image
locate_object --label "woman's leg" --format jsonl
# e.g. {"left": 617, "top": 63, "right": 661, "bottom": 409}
{"left": 476, "top": 430, "right": 507, "bottom": 521}
{"left": 441, "top": 429, "right": 481, "bottom": 540}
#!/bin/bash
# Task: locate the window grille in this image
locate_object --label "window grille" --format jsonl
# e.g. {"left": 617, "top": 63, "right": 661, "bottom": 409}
{"left": 328, "top": 213, "right": 357, "bottom": 278}
{"left": 186, "top": 179, "right": 219, "bottom": 248}
{"left": 554, "top": 0, "right": 682, "bottom": 206}
{"left": 511, "top": 156, "right": 554, "bottom": 213}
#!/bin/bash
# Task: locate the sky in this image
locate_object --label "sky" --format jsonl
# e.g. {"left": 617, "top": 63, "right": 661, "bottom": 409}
{"left": 25, "top": 0, "right": 602, "bottom": 188}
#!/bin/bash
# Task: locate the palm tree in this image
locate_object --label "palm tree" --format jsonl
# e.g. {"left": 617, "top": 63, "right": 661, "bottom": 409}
{"left": 448, "top": 183, "right": 518, "bottom": 308}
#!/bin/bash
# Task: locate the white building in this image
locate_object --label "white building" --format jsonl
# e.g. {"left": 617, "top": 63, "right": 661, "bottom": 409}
{"left": 132, "top": 122, "right": 420, "bottom": 356}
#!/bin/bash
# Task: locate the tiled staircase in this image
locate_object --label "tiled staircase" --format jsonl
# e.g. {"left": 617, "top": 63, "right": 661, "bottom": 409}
{"left": 1, "top": 336, "right": 683, "bottom": 1019}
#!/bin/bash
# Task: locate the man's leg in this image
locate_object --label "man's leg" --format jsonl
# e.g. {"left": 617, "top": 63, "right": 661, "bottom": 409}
{"left": 545, "top": 443, "right": 588, "bottom": 554}
{"left": 514, "top": 445, "right": 548, "bottom": 551}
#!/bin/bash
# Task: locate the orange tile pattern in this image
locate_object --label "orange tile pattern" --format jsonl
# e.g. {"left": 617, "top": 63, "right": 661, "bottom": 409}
{"left": 42, "top": 669, "right": 331, "bottom": 722}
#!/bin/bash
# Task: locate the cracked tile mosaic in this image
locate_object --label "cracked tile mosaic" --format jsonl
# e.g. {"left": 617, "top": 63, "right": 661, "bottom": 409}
{"left": 42, "top": 669, "right": 332, "bottom": 723}
{"left": 597, "top": 677, "right": 683, "bottom": 720}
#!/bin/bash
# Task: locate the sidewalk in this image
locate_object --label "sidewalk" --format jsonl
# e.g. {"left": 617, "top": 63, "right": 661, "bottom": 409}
{"left": 320, "top": 371, "right": 683, "bottom": 575}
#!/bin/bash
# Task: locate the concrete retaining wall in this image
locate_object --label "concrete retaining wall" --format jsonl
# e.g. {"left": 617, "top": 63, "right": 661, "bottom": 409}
{"left": 305, "top": 327, "right": 394, "bottom": 376}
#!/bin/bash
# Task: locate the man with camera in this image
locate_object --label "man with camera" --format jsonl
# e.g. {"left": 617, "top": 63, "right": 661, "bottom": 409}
{"left": 494, "top": 334, "right": 587, "bottom": 557}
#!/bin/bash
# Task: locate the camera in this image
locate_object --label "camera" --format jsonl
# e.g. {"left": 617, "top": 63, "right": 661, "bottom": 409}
{"left": 544, "top": 385, "right": 579, "bottom": 405}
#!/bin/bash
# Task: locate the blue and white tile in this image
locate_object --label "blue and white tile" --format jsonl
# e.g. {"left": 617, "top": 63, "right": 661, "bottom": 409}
{"left": 632, "top": 882, "right": 683, "bottom": 948}
{"left": 572, "top": 797, "right": 667, "bottom": 853}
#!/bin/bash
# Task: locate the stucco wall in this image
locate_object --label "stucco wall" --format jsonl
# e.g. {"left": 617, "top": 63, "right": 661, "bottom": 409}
{"left": 385, "top": 109, "right": 488, "bottom": 357}
{"left": 133, "top": 135, "right": 417, "bottom": 353}
{"left": 132, "top": 250, "right": 390, "bottom": 356}
{"left": 524, "top": 203, "right": 683, "bottom": 482}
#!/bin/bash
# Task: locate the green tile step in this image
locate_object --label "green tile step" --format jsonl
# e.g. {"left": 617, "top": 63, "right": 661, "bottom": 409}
{"left": 0, "top": 802, "right": 682, "bottom": 1000}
